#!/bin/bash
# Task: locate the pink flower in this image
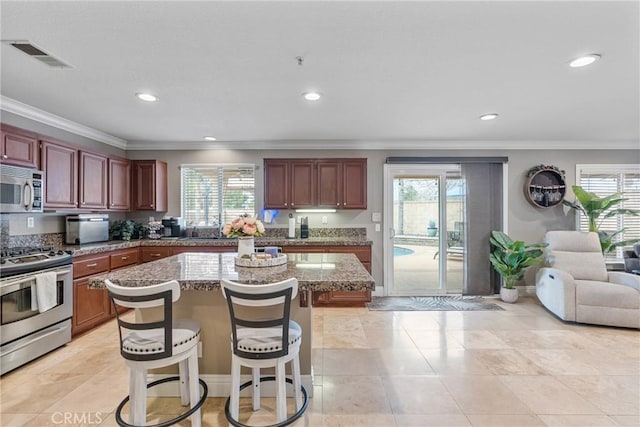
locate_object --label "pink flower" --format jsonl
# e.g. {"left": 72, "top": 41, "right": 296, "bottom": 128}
{"left": 231, "top": 218, "right": 245, "bottom": 229}
{"left": 243, "top": 223, "right": 257, "bottom": 235}
{"left": 244, "top": 216, "right": 257, "bottom": 225}
{"left": 222, "top": 224, "right": 232, "bottom": 236}
{"left": 256, "top": 221, "right": 265, "bottom": 234}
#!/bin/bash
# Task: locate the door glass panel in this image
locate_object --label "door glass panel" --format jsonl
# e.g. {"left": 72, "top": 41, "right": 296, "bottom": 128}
{"left": 392, "top": 175, "right": 441, "bottom": 294}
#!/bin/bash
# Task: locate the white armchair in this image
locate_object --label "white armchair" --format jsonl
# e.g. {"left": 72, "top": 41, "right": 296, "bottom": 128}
{"left": 535, "top": 231, "right": 639, "bottom": 329}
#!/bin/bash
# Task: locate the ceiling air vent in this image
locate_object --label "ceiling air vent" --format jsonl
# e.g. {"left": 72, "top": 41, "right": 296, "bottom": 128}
{"left": 8, "top": 41, "right": 71, "bottom": 68}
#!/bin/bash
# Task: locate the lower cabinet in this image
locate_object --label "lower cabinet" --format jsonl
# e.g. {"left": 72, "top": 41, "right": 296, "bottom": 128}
{"left": 282, "top": 245, "right": 372, "bottom": 306}
{"left": 72, "top": 248, "right": 140, "bottom": 336}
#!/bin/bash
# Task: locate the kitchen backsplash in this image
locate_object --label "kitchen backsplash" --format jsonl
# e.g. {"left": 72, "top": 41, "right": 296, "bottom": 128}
{"left": 3, "top": 227, "right": 367, "bottom": 249}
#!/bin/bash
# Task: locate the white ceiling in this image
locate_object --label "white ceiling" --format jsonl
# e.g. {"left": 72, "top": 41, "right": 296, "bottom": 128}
{"left": 1, "top": 0, "right": 638, "bottom": 150}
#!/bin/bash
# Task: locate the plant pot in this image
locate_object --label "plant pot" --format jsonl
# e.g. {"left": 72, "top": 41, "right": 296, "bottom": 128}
{"left": 237, "top": 236, "right": 255, "bottom": 258}
{"left": 500, "top": 287, "right": 519, "bottom": 303}
{"left": 426, "top": 227, "right": 437, "bottom": 237}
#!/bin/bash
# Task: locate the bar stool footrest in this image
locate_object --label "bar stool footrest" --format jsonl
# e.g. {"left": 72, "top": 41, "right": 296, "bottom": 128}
{"left": 224, "top": 376, "right": 309, "bottom": 427}
{"left": 115, "top": 376, "right": 208, "bottom": 427}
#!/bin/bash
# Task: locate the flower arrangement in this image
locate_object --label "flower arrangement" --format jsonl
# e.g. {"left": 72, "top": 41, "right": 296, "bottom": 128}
{"left": 222, "top": 214, "right": 265, "bottom": 237}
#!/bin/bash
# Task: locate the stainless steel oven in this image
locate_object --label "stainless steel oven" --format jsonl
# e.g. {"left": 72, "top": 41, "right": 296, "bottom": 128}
{"left": 0, "top": 248, "right": 73, "bottom": 375}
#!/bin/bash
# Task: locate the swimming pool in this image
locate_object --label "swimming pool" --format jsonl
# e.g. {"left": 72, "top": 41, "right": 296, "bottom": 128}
{"left": 393, "top": 246, "right": 414, "bottom": 257}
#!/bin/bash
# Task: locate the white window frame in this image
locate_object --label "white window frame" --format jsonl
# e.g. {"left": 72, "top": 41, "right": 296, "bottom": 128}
{"left": 575, "top": 164, "right": 640, "bottom": 260}
{"left": 180, "top": 163, "right": 257, "bottom": 228}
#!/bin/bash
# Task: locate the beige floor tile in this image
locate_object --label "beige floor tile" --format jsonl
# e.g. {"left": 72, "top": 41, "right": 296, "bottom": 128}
{"left": 323, "top": 315, "right": 364, "bottom": 334}
{"left": 43, "top": 374, "right": 129, "bottom": 414}
{"left": 0, "top": 373, "right": 89, "bottom": 413}
{"left": 363, "top": 326, "right": 418, "bottom": 349}
{"left": 375, "top": 348, "right": 435, "bottom": 376}
{"left": 394, "top": 414, "right": 472, "bottom": 426}
{"left": 440, "top": 375, "right": 531, "bottom": 415}
{"left": 322, "top": 349, "right": 382, "bottom": 375}
{"left": 466, "top": 414, "right": 546, "bottom": 426}
{"left": 499, "top": 375, "right": 603, "bottom": 415}
{"left": 0, "top": 413, "right": 38, "bottom": 427}
{"left": 322, "top": 376, "right": 392, "bottom": 415}
{"left": 555, "top": 375, "right": 640, "bottom": 415}
{"left": 518, "top": 349, "right": 603, "bottom": 375}
{"left": 358, "top": 311, "right": 400, "bottom": 329}
{"left": 537, "top": 414, "right": 618, "bottom": 426}
{"left": 406, "top": 330, "right": 465, "bottom": 350}
{"left": 447, "top": 330, "right": 511, "bottom": 349}
{"left": 609, "top": 415, "right": 640, "bottom": 426}
{"left": 473, "top": 349, "right": 549, "bottom": 375}
{"left": 580, "top": 328, "right": 640, "bottom": 350}
{"left": 382, "top": 376, "right": 462, "bottom": 415}
{"left": 322, "top": 331, "right": 369, "bottom": 349}
{"left": 420, "top": 348, "right": 492, "bottom": 375}
{"left": 323, "top": 414, "right": 397, "bottom": 426}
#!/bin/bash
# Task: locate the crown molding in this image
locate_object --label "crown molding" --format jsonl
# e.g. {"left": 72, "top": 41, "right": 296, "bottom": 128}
{"left": 1, "top": 96, "right": 128, "bottom": 150}
{"left": 125, "top": 139, "right": 640, "bottom": 151}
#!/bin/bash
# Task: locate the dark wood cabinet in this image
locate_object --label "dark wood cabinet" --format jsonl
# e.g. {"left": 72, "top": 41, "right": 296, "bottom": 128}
{"left": 140, "top": 246, "right": 172, "bottom": 263}
{"left": 281, "top": 245, "right": 372, "bottom": 306}
{"left": 108, "top": 157, "right": 131, "bottom": 211}
{"left": 290, "top": 160, "right": 315, "bottom": 208}
{"left": 264, "top": 158, "right": 367, "bottom": 210}
{"left": 0, "top": 124, "right": 39, "bottom": 169}
{"left": 342, "top": 159, "right": 367, "bottom": 209}
{"left": 79, "top": 151, "right": 108, "bottom": 210}
{"left": 41, "top": 138, "right": 78, "bottom": 209}
{"left": 72, "top": 254, "right": 110, "bottom": 336}
{"left": 264, "top": 160, "right": 290, "bottom": 209}
{"left": 133, "top": 160, "right": 167, "bottom": 211}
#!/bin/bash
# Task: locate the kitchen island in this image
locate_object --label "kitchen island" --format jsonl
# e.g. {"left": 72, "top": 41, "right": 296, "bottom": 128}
{"left": 89, "top": 252, "right": 374, "bottom": 396}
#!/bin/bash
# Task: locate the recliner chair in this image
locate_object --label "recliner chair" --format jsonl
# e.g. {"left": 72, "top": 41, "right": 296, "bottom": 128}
{"left": 535, "top": 231, "right": 639, "bottom": 328}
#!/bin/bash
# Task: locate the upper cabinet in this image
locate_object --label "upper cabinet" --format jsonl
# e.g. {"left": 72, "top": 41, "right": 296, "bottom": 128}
{"left": 108, "top": 157, "right": 131, "bottom": 211}
{"left": 133, "top": 160, "right": 168, "bottom": 211}
{"left": 0, "top": 124, "right": 39, "bottom": 169}
{"left": 41, "top": 138, "right": 78, "bottom": 209}
{"left": 264, "top": 158, "right": 367, "bottom": 209}
{"left": 79, "top": 151, "right": 108, "bottom": 210}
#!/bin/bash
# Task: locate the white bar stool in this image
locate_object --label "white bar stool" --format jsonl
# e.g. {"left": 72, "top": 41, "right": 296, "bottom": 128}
{"left": 106, "top": 279, "right": 208, "bottom": 427}
{"left": 220, "top": 277, "right": 308, "bottom": 427}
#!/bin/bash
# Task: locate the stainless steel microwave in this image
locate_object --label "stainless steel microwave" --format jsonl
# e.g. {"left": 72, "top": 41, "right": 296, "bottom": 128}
{"left": 0, "top": 164, "right": 44, "bottom": 213}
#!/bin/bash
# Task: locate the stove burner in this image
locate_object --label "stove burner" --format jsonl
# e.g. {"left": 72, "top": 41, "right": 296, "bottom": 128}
{"left": 0, "top": 245, "right": 72, "bottom": 278}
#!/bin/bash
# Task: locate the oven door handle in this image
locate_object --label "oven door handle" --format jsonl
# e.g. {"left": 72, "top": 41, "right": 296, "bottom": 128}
{"left": 1, "top": 269, "right": 72, "bottom": 295}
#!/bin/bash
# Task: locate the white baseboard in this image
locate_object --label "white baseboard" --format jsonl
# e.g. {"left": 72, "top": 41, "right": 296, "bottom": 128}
{"left": 147, "top": 374, "right": 314, "bottom": 398}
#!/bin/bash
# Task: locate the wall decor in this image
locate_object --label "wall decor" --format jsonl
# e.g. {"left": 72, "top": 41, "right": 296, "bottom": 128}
{"left": 525, "top": 164, "right": 566, "bottom": 208}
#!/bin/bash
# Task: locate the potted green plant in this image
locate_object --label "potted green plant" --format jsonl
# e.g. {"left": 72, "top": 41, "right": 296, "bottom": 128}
{"left": 562, "top": 185, "right": 639, "bottom": 254}
{"left": 110, "top": 220, "right": 146, "bottom": 241}
{"left": 426, "top": 220, "right": 438, "bottom": 237}
{"left": 489, "top": 231, "right": 547, "bottom": 303}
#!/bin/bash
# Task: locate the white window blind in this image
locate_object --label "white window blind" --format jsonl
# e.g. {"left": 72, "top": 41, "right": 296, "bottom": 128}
{"left": 181, "top": 165, "right": 255, "bottom": 227}
{"left": 576, "top": 164, "right": 640, "bottom": 258}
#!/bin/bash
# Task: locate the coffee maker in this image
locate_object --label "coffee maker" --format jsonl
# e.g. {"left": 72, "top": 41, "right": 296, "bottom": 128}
{"left": 161, "top": 217, "right": 183, "bottom": 237}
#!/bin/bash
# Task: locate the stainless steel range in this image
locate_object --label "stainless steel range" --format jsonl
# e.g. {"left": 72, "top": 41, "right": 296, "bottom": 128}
{"left": 0, "top": 246, "right": 73, "bottom": 375}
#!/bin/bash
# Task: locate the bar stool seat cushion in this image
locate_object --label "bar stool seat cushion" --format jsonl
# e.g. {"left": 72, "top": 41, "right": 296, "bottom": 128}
{"left": 235, "top": 320, "right": 301, "bottom": 354}
{"left": 122, "top": 319, "right": 201, "bottom": 355}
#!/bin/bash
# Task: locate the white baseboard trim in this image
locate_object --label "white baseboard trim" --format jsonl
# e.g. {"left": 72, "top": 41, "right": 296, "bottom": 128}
{"left": 147, "top": 374, "right": 314, "bottom": 398}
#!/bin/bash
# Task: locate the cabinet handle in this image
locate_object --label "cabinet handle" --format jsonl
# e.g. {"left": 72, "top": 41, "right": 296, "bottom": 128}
{"left": 151, "top": 253, "right": 161, "bottom": 257}
{"left": 284, "top": 203, "right": 287, "bottom": 206}
{"left": 2, "top": 154, "right": 7, "bottom": 159}
{"left": 291, "top": 203, "right": 295, "bottom": 206}
{"left": 343, "top": 203, "right": 346, "bottom": 206}
{"left": 336, "top": 203, "right": 339, "bottom": 206}
{"left": 150, "top": 204, "right": 154, "bottom": 207}
{"left": 86, "top": 263, "right": 98, "bottom": 267}
{"left": 121, "top": 256, "right": 128, "bottom": 260}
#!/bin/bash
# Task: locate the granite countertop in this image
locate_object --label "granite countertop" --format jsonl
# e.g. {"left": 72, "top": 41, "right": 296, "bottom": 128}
{"left": 88, "top": 252, "right": 374, "bottom": 292}
{"left": 65, "top": 236, "right": 372, "bottom": 257}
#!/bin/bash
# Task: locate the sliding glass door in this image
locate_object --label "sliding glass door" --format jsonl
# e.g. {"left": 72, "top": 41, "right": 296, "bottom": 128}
{"left": 383, "top": 164, "right": 465, "bottom": 295}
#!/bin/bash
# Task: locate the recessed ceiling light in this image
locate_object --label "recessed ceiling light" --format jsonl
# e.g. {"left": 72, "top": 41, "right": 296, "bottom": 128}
{"left": 480, "top": 113, "right": 499, "bottom": 121}
{"left": 135, "top": 92, "right": 158, "bottom": 102}
{"left": 303, "top": 92, "right": 321, "bottom": 101}
{"left": 204, "top": 136, "right": 217, "bottom": 141}
{"left": 569, "top": 54, "right": 601, "bottom": 68}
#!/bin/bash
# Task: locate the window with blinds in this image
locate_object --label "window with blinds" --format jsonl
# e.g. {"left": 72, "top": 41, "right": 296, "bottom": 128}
{"left": 181, "top": 165, "right": 256, "bottom": 227}
{"left": 576, "top": 164, "right": 640, "bottom": 259}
